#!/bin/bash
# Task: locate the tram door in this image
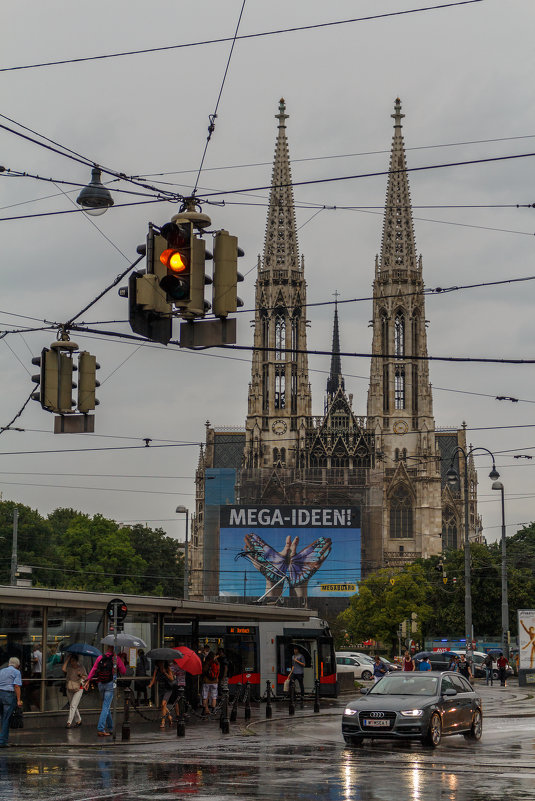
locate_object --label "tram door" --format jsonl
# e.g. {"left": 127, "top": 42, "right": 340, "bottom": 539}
{"left": 278, "top": 637, "right": 319, "bottom": 694}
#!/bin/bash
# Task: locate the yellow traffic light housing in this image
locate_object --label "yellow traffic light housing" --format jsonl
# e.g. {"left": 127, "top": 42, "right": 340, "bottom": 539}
{"left": 77, "top": 351, "right": 100, "bottom": 413}
{"left": 212, "top": 230, "right": 244, "bottom": 317}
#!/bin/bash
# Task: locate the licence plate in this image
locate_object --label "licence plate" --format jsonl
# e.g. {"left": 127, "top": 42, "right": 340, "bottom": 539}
{"left": 363, "top": 719, "right": 390, "bottom": 728}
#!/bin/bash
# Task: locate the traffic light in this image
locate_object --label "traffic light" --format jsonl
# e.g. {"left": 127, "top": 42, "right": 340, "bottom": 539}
{"left": 212, "top": 229, "right": 244, "bottom": 317}
{"left": 31, "top": 344, "right": 76, "bottom": 414}
{"left": 118, "top": 231, "right": 173, "bottom": 345}
{"left": 77, "top": 351, "right": 100, "bottom": 413}
{"left": 158, "top": 220, "right": 209, "bottom": 318}
{"left": 411, "top": 612, "right": 418, "bottom": 634}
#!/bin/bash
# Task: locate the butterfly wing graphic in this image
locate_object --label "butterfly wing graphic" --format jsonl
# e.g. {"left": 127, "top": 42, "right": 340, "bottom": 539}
{"left": 288, "top": 537, "right": 332, "bottom": 587}
{"left": 241, "top": 532, "right": 289, "bottom": 585}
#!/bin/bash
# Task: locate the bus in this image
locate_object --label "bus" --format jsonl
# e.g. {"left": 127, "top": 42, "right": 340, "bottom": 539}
{"left": 164, "top": 616, "right": 337, "bottom": 698}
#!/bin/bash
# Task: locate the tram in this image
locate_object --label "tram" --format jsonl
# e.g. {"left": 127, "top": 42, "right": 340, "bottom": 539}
{"left": 164, "top": 616, "right": 337, "bottom": 698}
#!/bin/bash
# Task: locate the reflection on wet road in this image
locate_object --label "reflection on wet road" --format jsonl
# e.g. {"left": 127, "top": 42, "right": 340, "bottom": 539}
{"left": 2, "top": 715, "right": 535, "bottom": 800}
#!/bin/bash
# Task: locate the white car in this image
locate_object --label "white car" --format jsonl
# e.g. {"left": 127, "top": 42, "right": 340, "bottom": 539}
{"left": 336, "top": 655, "right": 374, "bottom": 681}
{"left": 336, "top": 651, "right": 374, "bottom": 664}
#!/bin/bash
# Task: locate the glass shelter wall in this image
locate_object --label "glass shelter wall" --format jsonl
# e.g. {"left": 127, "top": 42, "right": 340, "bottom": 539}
{"left": 0, "top": 603, "right": 158, "bottom": 713}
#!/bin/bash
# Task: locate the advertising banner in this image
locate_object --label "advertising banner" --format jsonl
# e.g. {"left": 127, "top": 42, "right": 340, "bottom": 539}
{"left": 518, "top": 610, "right": 535, "bottom": 670}
{"left": 219, "top": 505, "right": 360, "bottom": 599}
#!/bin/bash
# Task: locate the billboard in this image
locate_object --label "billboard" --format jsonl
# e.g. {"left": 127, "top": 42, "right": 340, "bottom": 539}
{"left": 219, "top": 505, "right": 360, "bottom": 599}
{"left": 518, "top": 610, "right": 535, "bottom": 670}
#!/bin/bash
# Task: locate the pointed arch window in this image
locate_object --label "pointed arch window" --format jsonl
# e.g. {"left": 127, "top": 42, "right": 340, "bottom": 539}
{"left": 380, "top": 311, "right": 388, "bottom": 354}
{"left": 394, "top": 311, "right": 405, "bottom": 357}
{"left": 275, "top": 310, "right": 286, "bottom": 361}
{"left": 390, "top": 485, "right": 413, "bottom": 539}
{"left": 442, "top": 507, "right": 458, "bottom": 550}
{"left": 273, "top": 448, "right": 280, "bottom": 464}
{"left": 395, "top": 366, "right": 405, "bottom": 409}
{"left": 275, "top": 365, "right": 285, "bottom": 409}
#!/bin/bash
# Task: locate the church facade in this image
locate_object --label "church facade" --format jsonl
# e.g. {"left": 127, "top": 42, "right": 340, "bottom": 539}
{"left": 189, "top": 99, "right": 479, "bottom": 613}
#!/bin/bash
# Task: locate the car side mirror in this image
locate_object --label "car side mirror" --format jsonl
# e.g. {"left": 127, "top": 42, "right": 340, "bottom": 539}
{"left": 360, "top": 687, "right": 369, "bottom": 695}
{"left": 443, "top": 688, "right": 457, "bottom": 697}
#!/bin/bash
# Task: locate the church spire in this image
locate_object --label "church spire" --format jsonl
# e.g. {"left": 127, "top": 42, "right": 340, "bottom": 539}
{"left": 379, "top": 98, "right": 418, "bottom": 273}
{"left": 262, "top": 98, "right": 300, "bottom": 271}
{"left": 326, "top": 294, "right": 344, "bottom": 400}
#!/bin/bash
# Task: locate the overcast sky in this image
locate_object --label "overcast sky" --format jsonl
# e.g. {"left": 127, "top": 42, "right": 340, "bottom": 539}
{"left": 1, "top": 0, "right": 534, "bottom": 548}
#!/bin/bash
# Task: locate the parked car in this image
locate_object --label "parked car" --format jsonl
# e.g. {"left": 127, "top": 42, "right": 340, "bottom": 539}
{"left": 336, "top": 656, "right": 373, "bottom": 681}
{"left": 454, "top": 650, "right": 513, "bottom": 681}
{"left": 336, "top": 651, "right": 374, "bottom": 664}
{"left": 378, "top": 657, "right": 401, "bottom": 672}
{"left": 342, "top": 671, "right": 483, "bottom": 747}
{"left": 413, "top": 650, "right": 513, "bottom": 680}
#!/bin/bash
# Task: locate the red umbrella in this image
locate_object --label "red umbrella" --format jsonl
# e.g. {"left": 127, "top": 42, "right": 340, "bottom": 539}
{"left": 173, "top": 646, "right": 202, "bottom": 675}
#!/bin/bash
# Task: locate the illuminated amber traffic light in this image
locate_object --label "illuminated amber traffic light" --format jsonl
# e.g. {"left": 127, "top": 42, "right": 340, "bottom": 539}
{"left": 159, "top": 221, "right": 192, "bottom": 301}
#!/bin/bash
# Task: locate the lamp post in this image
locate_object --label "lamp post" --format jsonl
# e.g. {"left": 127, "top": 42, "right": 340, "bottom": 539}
{"left": 446, "top": 447, "right": 499, "bottom": 652}
{"left": 492, "top": 481, "right": 509, "bottom": 659}
{"left": 176, "top": 506, "right": 189, "bottom": 601}
{"left": 76, "top": 167, "right": 114, "bottom": 216}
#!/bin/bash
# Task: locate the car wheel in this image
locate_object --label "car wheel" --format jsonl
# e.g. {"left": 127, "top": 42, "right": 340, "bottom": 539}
{"left": 423, "top": 713, "right": 442, "bottom": 747}
{"left": 464, "top": 708, "right": 483, "bottom": 741}
{"left": 361, "top": 670, "right": 372, "bottom": 681}
{"left": 344, "top": 735, "right": 364, "bottom": 747}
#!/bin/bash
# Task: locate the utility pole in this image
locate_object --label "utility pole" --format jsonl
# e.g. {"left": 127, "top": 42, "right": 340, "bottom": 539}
{"left": 10, "top": 508, "right": 18, "bottom": 586}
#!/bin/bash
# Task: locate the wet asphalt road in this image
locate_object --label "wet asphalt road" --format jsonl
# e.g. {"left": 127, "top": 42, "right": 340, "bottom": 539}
{"left": 2, "top": 685, "right": 535, "bottom": 800}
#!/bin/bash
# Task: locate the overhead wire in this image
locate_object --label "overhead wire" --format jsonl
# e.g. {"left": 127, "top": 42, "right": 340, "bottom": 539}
{"left": 0, "top": 2, "right": 485, "bottom": 73}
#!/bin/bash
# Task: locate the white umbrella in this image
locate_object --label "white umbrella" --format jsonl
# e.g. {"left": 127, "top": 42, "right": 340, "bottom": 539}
{"left": 101, "top": 633, "right": 147, "bottom": 649}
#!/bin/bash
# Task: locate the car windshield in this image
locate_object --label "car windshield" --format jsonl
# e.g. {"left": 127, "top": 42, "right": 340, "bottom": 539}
{"left": 368, "top": 675, "right": 439, "bottom": 696}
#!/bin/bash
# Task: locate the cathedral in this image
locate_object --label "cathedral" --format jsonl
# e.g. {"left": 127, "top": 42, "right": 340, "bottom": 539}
{"left": 189, "top": 99, "right": 480, "bottom": 616}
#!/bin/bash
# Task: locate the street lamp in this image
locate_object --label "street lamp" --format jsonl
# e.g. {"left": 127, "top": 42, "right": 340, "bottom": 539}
{"left": 446, "top": 446, "right": 499, "bottom": 652}
{"left": 176, "top": 506, "right": 189, "bottom": 601}
{"left": 492, "top": 481, "right": 509, "bottom": 658}
{"left": 76, "top": 167, "right": 114, "bottom": 216}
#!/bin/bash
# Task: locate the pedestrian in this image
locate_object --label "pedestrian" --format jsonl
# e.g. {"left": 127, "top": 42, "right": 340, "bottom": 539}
{"left": 148, "top": 661, "right": 176, "bottom": 728}
{"left": 497, "top": 652, "right": 509, "bottom": 687}
{"left": 459, "top": 654, "right": 472, "bottom": 682}
{"left": 373, "top": 655, "right": 387, "bottom": 682}
{"left": 216, "top": 647, "right": 229, "bottom": 693}
{"left": 418, "top": 656, "right": 431, "bottom": 672}
{"left": 134, "top": 649, "right": 151, "bottom": 705}
{"left": 0, "top": 657, "right": 23, "bottom": 748}
{"left": 448, "top": 654, "right": 459, "bottom": 672}
{"left": 402, "top": 650, "right": 415, "bottom": 671}
{"left": 31, "top": 645, "right": 42, "bottom": 678}
{"left": 85, "top": 649, "right": 126, "bottom": 737}
{"left": 62, "top": 653, "right": 87, "bottom": 728}
{"left": 484, "top": 653, "right": 494, "bottom": 686}
{"left": 290, "top": 647, "right": 306, "bottom": 700}
{"left": 201, "top": 651, "right": 220, "bottom": 716}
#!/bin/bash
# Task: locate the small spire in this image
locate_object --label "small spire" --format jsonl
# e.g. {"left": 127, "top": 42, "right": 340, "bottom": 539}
{"left": 276, "top": 97, "right": 289, "bottom": 127}
{"left": 391, "top": 97, "right": 405, "bottom": 128}
{"left": 326, "top": 293, "right": 345, "bottom": 399}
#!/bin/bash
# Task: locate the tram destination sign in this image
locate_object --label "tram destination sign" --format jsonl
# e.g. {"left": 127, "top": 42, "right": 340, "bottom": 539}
{"left": 219, "top": 505, "right": 360, "bottom": 599}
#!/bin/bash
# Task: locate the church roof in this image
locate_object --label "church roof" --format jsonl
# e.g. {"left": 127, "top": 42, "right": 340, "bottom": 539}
{"left": 326, "top": 297, "right": 345, "bottom": 399}
{"left": 262, "top": 99, "right": 300, "bottom": 271}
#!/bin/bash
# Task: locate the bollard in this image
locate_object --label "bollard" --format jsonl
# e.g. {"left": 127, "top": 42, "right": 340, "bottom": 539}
{"left": 288, "top": 678, "right": 295, "bottom": 716}
{"left": 230, "top": 684, "right": 241, "bottom": 723}
{"left": 244, "top": 681, "right": 251, "bottom": 721}
{"left": 121, "top": 686, "right": 131, "bottom": 741}
{"left": 220, "top": 687, "right": 230, "bottom": 735}
{"left": 176, "top": 686, "right": 186, "bottom": 738}
{"left": 313, "top": 678, "right": 320, "bottom": 713}
{"left": 265, "top": 680, "right": 272, "bottom": 719}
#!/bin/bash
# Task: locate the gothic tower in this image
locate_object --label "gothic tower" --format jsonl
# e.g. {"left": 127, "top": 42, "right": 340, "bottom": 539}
{"left": 243, "top": 99, "right": 312, "bottom": 470}
{"left": 367, "top": 99, "right": 442, "bottom": 561}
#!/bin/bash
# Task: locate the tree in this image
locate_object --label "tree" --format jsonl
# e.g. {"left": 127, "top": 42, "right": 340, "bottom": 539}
{"left": 339, "top": 563, "right": 433, "bottom": 654}
{"left": 127, "top": 524, "right": 183, "bottom": 597}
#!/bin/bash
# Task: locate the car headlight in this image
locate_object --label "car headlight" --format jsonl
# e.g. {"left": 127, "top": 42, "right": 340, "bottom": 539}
{"left": 344, "top": 708, "right": 358, "bottom": 716}
{"left": 400, "top": 709, "right": 424, "bottom": 717}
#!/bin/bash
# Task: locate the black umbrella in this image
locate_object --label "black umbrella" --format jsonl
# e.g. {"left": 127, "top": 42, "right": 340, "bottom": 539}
{"left": 146, "top": 647, "right": 183, "bottom": 661}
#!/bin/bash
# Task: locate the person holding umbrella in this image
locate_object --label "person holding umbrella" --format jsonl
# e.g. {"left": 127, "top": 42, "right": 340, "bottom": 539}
{"left": 62, "top": 653, "right": 88, "bottom": 728}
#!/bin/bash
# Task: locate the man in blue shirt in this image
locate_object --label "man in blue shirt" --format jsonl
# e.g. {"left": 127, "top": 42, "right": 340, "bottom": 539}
{"left": 418, "top": 656, "right": 432, "bottom": 671}
{"left": 0, "top": 657, "right": 23, "bottom": 747}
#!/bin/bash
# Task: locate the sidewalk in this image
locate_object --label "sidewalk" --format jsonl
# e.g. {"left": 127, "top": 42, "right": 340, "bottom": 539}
{"left": 6, "top": 698, "right": 327, "bottom": 749}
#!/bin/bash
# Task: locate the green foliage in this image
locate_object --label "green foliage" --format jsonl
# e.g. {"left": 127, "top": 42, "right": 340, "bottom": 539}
{"left": 339, "top": 524, "right": 535, "bottom": 647}
{"left": 0, "top": 500, "right": 184, "bottom": 597}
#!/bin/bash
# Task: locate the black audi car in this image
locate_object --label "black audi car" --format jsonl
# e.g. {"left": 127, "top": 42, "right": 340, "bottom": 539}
{"left": 342, "top": 671, "right": 482, "bottom": 747}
